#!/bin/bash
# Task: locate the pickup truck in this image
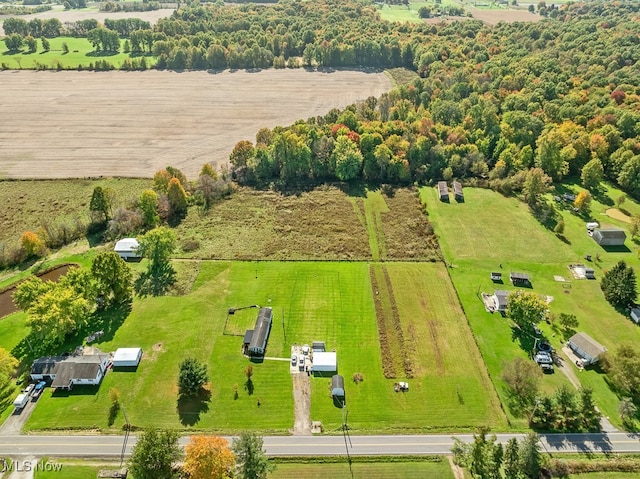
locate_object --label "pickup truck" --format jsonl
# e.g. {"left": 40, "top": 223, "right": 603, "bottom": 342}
{"left": 13, "top": 393, "right": 29, "bottom": 410}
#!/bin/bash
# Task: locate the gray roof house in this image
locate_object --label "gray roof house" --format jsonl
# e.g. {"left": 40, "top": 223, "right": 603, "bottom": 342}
{"left": 592, "top": 229, "right": 626, "bottom": 246}
{"left": 247, "top": 307, "right": 273, "bottom": 356}
{"left": 493, "top": 290, "right": 510, "bottom": 313}
{"left": 31, "top": 354, "right": 109, "bottom": 390}
{"left": 568, "top": 332, "right": 607, "bottom": 366}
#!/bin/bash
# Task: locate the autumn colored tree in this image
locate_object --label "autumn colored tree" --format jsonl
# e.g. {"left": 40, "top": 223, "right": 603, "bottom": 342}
{"left": 183, "top": 436, "right": 235, "bottom": 479}
{"left": 153, "top": 169, "right": 173, "bottom": 193}
{"left": 229, "top": 140, "right": 255, "bottom": 169}
{"left": 574, "top": 190, "right": 592, "bottom": 214}
{"left": 200, "top": 163, "right": 218, "bottom": 179}
{"left": 20, "top": 231, "right": 45, "bottom": 259}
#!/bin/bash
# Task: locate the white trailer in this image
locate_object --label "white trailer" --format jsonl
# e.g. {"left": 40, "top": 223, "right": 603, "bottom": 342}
{"left": 13, "top": 393, "right": 29, "bottom": 410}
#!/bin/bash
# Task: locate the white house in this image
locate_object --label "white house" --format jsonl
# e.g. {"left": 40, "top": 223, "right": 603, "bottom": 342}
{"left": 112, "top": 348, "right": 143, "bottom": 367}
{"left": 114, "top": 238, "right": 141, "bottom": 261}
{"left": 31, "top": 354, "right": 109, "bottom": 390}
{"left": 492, "top": 290, "right": 510, "bottom": 313}
{"left": 311, "top": 351, "right": 337, "bottom": 373}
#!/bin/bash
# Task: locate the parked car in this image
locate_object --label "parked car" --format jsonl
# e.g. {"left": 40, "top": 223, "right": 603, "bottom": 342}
{"left": 540, "top": 363, "right": 554, "bottom": 374}
{"left": 301, "top": 344, "right": 310, "bottom": 356}
{"left": 32, "top": 381, "right": 46, "bottom": 400}
{"left": 23, "top": 383, "right": 35, "bottom": 396}
{"left": 299, "top": 356, "right": 305, "bottom": 371}
{"left": 291, "top": 354, "right": 297, "bottom": 366}
{"left": 535, "top": 352, "right": 553, "bottom": 364}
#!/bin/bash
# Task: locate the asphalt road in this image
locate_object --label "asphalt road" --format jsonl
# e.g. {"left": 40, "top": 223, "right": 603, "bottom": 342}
{"left": 1, "top": 432, "right": 640, "bottom": 458}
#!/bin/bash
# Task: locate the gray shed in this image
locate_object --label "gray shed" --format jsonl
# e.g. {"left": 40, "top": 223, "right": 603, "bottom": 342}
{"left": 592, "top": 229, "right": 627, "bottom": 246}
{"left": 248, "top": 308, "right": 273, "bottom": 356}
{"left": 437, "top": 181, "right": 449, "bottom": 202}
{"left": 568, "top": 332, "right": 607, "bottom": 366}
{"left": 331, "top": 375, "right": 345, "bottom": 398}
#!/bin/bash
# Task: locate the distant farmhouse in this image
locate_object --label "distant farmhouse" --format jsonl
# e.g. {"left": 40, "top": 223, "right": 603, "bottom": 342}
{"left": 437, "top": 181, "right": 449, "bottom": 202}
{"left": 31, "top": 353, "right": 109, "bottom": 390}
{"left": 592, "top": 229, "right": 626, "bottom": 246}
{"left": 243, "top": 307, "right": 273, "bottom": 356}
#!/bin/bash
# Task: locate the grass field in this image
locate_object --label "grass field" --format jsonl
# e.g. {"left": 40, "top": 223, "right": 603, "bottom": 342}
{"left": 0, "top": 37, "right": 155, "bottom": 70}
{"left": 270, "top": 460, "right": 454, "bottom": 478}
{"left": 0, "top": 259, "right": 506, "bottom": 433}
{"left": 0, "top": 178, "right": 149, "bottom": 254}
{"left": 422, "top": 184, "right": 640, "bottom": 428}
{"left": 176, "top": 186, "right": 437, "bottom": 262}
{"left": 0, "top": 182, "right": 436, "bottom": 271}
{"left": 378, "top": 1, "right": 463, "bottom": 23}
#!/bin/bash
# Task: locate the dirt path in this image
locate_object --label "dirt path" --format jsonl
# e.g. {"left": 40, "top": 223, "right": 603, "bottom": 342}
{"left": 291, "top": 373, "right": 311, "bottom": 436}
{"left": 556, "top": 348, "right": 582, "bottom": 390}
{"left": 0, "top": 70, "right": 392, "bottom": 179}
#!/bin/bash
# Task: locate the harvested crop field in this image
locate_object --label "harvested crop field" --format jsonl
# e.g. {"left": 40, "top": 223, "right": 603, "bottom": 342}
{"left": 0, "top": 69, "right": 392, "bottom": 179}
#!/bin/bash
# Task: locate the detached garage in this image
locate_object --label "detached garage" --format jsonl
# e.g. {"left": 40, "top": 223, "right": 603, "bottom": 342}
{"left": 312, "top": 352, "right": 337, "bottom": 373}
{"left": 113, "top": 348, "right": 143, "bottom": 367}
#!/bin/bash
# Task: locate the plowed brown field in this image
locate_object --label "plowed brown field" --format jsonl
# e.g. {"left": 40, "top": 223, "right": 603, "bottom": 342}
{"left": 0, "top": 69, "right": 392, "bottom": 179}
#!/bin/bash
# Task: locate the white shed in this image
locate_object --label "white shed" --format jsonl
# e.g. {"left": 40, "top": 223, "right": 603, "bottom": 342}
{"left": 312, "top": 352, "right": 337, "bottom": 373}
{"left": 112, "top": 348, "right": 143, "bottom": 367}
{"left": 114, "top": 238, "right": 141, "bottom": 261}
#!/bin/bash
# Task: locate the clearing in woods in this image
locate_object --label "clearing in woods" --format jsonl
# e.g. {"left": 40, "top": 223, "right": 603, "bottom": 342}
{"left": 0, "top": 69, "right": 392, "bottom": 179}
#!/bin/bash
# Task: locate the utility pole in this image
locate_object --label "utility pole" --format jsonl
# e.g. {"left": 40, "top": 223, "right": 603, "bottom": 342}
{"left": 120, "top": 406, "right": 131, "bottom": 468}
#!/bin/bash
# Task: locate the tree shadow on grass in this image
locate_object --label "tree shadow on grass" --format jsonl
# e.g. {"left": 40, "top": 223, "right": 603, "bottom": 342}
{"left": 511, "top": 325, "right": 536, "bottom": 353}
{"left": 134, "top": 264, "right": 176, "bottom": 298}
{"left": 51, "top": 385, "right": 100, "bottom": 397}
{"left": 177, "top": 388, "right": 211, "bottom": 426}
{"left": 244, "top": 378, "right": 254, "bottom": 396}
{"left": 86, "top": 50, "right": 120, "bottom": 58}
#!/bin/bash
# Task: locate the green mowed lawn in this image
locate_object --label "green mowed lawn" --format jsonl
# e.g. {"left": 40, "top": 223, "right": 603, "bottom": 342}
{"left": 423, "top": 185, "right": 640, "bottom": 428}
{"left": 311, "top": 262, "right": 507, "bottom": 433}
{"left": 34, "top": 464, "right": 98, "bottom": 479}
{"left": 10, "top": 260, "right": 505, "bottom": 433}
{"left": 270, "top": 460, "right": 454, "bottom": 478}
{"left": 0, "top": 37, "right": 155, "bottom": 70}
